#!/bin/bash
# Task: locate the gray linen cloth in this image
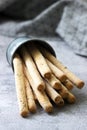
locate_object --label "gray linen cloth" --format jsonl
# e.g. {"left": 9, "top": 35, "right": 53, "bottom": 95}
{"left": 0, "top": 0, "right": 87, "bottom": 56}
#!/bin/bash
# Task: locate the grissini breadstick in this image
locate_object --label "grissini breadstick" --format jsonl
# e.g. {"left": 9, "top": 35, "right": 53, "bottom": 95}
{"left": 58, "top": 84, "right": 75, "bottom": 103}
{"left": 41, "top": 49, "right": 84, "bottom": 89}
{"left": 46, "top": 74, "right": 62, "bottom": 90}
{"left": 58, "top": 84, "right": 69, "bottom": 99}
{"left": 46, "top": 59, "right": 67, "bottom": 82}
{"left": 20, "top": 45, "right": 45, "bottom": 92}
{"left": 13, "top": 53, "right": 29, "bottom": 117}
{"left": 57, "top": 99, "right": 64, "bottom": 107}
{"left": 24, "top": 76, "right": 37, "bottom": 113}
{"left": 28, "top": 45, "right": 52, "bottom": 79}
{"left": 65, "top": 92, "right": 76, "bottom": 104}
{"left": 33, "top": 91, "right": 37, "bottom": 101}
{"left": 45, "top": 80, "right": 63, "bottom": 104}
{"left": 25, "top": 68, "right": 53, "bottom": 113}
{"left": 47, "top": 58, "right": 74, "bottom": 90}
{"left": 62, "top": 80, "right": 74, "bottom": 90}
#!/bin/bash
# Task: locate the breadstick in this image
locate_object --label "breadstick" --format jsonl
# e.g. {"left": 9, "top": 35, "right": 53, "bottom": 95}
{"left": 24, "top": 76, "right": 37, "bottom": 113}
{"left": 46, "top": 74, "right": 62, "bottom": 90}
{"left": 58, "top": 84, "right": 69, "bottom": 99}
{"left": 63, "top": 80, "right": 74, "bottom": 90}
{"left": 13, "top": 53, "right": 29, "bottom": 117}
{"left": 25, "top": 69, "right": 53, "bottom": 113}
{"left": 20, "top": 45, "right": 45, "bottom": 92}
{"left": 65, "top": 92, "right": 76, "bottom": 104}
{"left": 41, "top": 49, "right": 84, "bottom": 89}
{"left": 33, "top": 92, "right": 37, "bottom": 101}
{"left": 28, "top": 45, "right": 51, "bottom": 79}
{"left": 46, "top": 59, "right": 67, "bottom": 82}
{"left": 45, "top": 80, "right": 63, "bottom": 104}
{"left": 57, "top": 99, "right": 64, "bottom": 107}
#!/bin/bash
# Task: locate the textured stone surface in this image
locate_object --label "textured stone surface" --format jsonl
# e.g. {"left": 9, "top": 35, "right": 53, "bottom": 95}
{"left": 0, "top": 35, "right": 87, "bottom": 130}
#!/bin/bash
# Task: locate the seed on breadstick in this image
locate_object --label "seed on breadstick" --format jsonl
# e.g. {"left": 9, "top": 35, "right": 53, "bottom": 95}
{"left": 28, "top": 45, "right": 51, "bottom": 79}
{"left": 20, "top": 45, "right": 45, "bottom": 92}
{"left": 25, "top": 68, "right": 53, "bottom": 113}
{"left": 46, "top": 59, "right": 67, "bottom": 82}
{"left": 65, "top": 92, "right": 76, "bottom": 104}
{"left": 45, "top": 80, "right": 63, "bottom": 104}
{"left": 41, "top": 49, "right": 84, "bottom": 89}
{"left": 63, "top": 80, "right": 74, "bottom": 90}
{"left": 24, "top": 76, "right": 37, "bottom": 113}
{"left": 46, "top": 74, "right": 62, "bottom": 90}
{"left": 58, "top": 84, "right": 69, "bottom": 99}
{"left": 13, "top": 53, "right": 29, "bottom": 117}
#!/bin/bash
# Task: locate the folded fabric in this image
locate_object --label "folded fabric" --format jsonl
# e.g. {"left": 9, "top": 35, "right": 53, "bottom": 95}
{"left": 0, "top": 0, "right": 68, "bottom": 37}
{"left": 57, "top": 0, "right": 87, "bottom": 56}
{"left": 0, "top": 0, "right": 87, "bottom": 56}
{"left": 0, "top": 0, "right": 57, "bottom": 19}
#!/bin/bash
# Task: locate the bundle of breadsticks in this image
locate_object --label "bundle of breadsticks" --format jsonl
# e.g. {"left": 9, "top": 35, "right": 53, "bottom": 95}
{"left": 13, "top": 43, "right": 84, "bottom": 117}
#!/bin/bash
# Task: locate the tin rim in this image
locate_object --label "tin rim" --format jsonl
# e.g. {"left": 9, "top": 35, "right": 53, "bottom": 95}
{"left": 6, "top": 36, "right": 56, "bottom": 68}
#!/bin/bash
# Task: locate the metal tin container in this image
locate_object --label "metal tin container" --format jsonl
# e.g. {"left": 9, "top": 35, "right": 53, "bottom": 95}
{"left": 6, "top": 36, "right": 56, "bottom": 68}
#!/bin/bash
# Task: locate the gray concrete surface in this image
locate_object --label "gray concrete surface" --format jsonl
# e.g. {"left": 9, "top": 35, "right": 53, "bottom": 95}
{"left": 0, "top": 35, "right": 87, "bottom": 130}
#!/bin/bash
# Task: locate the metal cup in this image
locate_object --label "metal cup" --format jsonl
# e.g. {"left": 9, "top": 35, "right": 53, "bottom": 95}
{"left": 6, "top": 36, "right": 56, "bottom": 69}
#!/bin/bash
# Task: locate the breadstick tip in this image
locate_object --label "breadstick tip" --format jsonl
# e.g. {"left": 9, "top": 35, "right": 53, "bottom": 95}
{"left": 54, "top": 82, "right": 61, "bottom": 90}
{"left": 77, "top": 81, "right": 84, "bottom": 89}
{"left": 58, "top": 99, "right": 64, "bottom": 107}
{"left": 38, "top": 84, "right": 45, "bottom": 92}
{"left": 45, "top": 105, "right": 53, "bottom": 113}
{"left": 67, "top": 93, "right": 76, "bottom": 104}
{"left": 20, "top": 110, "right": 29, "bottom": 117}
{"left": 30, "top": 105, "right": 37, "bottom": 113}
{"left": 59, "top": 90, "right": 69, "bottom": 99}
{"left": 55, "top": 96, "right": 62, "bottom": 104}
{"left": 60, "top": 75, "right": 67, "bottom": 82}
{"left": 44, "top": 72, "right": 51, "bottom": 79}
